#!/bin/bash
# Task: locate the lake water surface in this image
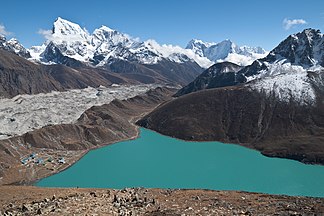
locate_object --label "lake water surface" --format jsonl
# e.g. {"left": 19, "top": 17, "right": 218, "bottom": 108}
{"left": 37, "top": 128, "right": 324, "bottom": 197}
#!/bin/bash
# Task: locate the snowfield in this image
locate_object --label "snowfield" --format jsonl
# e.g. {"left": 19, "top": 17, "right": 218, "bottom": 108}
{"left": 0, "top": 84, "right": 158, "bottom": 140}
{"left": 248, "top": 62, "right": 322, "bottom": 105}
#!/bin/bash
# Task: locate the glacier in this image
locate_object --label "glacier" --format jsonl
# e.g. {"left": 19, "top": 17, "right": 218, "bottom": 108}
{"left": 0, "top": 84, "right": 158, "bottom": 140}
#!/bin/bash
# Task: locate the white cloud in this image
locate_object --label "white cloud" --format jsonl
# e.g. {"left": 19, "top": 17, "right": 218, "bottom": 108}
{"left": 37, "top": 28, "right": 89, "bottom": 42}
{"left": 283, "top": 18, "right": 307, "bottom": 30}
{"left": 37, "top": 29, "right": 53, "bottom": 40}
{"left": 0, "top": 24, "right": 12, "bottom": 36}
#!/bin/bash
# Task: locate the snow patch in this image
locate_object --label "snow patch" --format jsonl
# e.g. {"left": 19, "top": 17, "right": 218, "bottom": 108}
{"left": 249, "top": 62, "right": 317, "bottom": 105}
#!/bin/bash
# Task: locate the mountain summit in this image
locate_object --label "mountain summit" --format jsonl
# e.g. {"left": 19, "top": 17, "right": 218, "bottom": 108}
{"left": 0, "top": 35, "right": 31, "bottom": 58}
{"left": 52, "top": 17, "right": 90, "bottom": 40}
{"left": 266, "top": 28, "right": 324, "bottom": 67}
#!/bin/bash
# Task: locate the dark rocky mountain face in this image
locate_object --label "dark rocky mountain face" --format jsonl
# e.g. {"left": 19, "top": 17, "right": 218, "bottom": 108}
{"left": 267, "top": 29, "right": 324, "bottom": 67}
{"left": 0, "top": 49, "right": 63, "bottom": 98}
{"left": 97, "top": 57, "right": 203, "bottom": 86}
{"left": 175, "top": 62, "right": 242, "bottom": 96}
{"left": 0, "top": 49, "right": 131, "bottom": 98}
{"left": 41, "top": 42, "right": 84, "bottom": 68}
{"left": 145, "top": 59, "right": 203, "bottom": 86}
{"left": 0, "top": 47, "right": 191, "bottom": 98}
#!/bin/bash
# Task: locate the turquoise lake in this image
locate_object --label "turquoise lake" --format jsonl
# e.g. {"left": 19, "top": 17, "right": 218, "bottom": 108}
{"left": 37, "top": 128, "right": 324, "bottom": 197}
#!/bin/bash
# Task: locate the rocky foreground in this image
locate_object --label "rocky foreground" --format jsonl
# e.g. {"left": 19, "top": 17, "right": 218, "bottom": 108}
{"left": 0, "top": 186, "right": 323, "bottom": 215}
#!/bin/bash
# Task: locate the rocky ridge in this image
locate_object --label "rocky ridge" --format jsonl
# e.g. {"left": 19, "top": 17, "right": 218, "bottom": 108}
{"left": 175, "top": 61, "right": 243, "bottom": 96}
{"left": 1, "top": 186, "right": 323, "bottom": 215}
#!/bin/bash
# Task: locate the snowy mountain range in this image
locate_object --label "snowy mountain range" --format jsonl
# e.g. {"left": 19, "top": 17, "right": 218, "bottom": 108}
{"left": 186, "top": 39, "right": 267, "bottom": 66}
{"left": 177, "top": 28, "right": 324, "bottom": 105}
{"left": 28, "top": 17, "right": 267, "bottom": 69}
{"left": 28, "top": 17, "right": 211, "bottom": 68}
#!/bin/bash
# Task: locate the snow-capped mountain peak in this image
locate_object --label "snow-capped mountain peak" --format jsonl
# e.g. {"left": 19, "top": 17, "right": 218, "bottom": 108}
{"left": 236, "top": 28, "right": 324, "bottom": 105}
{"left": 30, "top": 17, "right": 94, "bottom": 63}
{"left": 205, "top": 39, "right": 237, "bottom": 61}
{"left": 52, "top": 17, "right": 90, "bottom": 41}
{"left": 98, "top": 25, "right": 114, "bottom": 32}
{"left": 0, "top": 35, "right": 31, "bottom": 58}
{"left": 186, "top": 39, "right": 216, "bottom": 56}
{"left": 186, "top": 39, "right": 216, "bottom": 48}
{"left": 0, "top": 35, "right": 5, "bottom": 43}
{"left": 91, "top": 25, "right": 134, "bottom": 48}
{"left": 267, "top": 28, "right": 324, "bottom": 68}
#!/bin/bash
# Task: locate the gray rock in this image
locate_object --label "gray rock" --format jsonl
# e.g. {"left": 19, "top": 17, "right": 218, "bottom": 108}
{"left": 22, "top": 204, "right": 30, "bottom": 212}
{"left": 90, "top": 192, "right": 97, "bottom": 197}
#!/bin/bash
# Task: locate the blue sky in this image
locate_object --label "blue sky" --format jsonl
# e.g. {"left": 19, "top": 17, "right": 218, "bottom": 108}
{"left": 0, "top": 0, "right": 323, "bottom": 50}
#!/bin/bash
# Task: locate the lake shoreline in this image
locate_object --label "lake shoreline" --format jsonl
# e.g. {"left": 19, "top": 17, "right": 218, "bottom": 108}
{"left": 37, "top": 127, "right": 324, "bottom": 198}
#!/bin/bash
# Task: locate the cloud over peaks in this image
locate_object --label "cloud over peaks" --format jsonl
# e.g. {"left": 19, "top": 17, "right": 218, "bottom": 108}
{"left": 37, "top": 29, "right": 53, "bottom": 40}
{"left": 0, "top": 24, "right": 12, "bottom": 36}
{"left": 283, "top": 18, "right": 307, "bottom": 30}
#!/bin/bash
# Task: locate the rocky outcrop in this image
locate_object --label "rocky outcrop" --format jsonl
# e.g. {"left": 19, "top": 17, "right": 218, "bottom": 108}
{"left": 175, "top": 62, "right": 242, "bottom": 96}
